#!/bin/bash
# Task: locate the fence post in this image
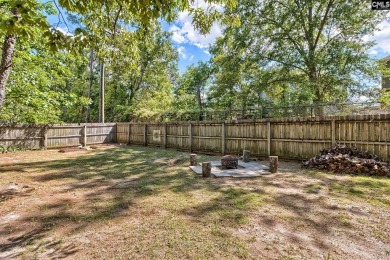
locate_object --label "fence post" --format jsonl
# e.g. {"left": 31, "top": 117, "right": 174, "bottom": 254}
{"left": 42, "top": 126, "right": 48, "bottom": 149}
{"left": 83, "top": 125, "right": 87, "bottom": 147}
{"left": 267, "top": 121, "right": 271, "bottom": 156}
{"left": 189, "top": 123, "right": 192, "bottom": 152}
{"left": 221, "top": 122, "right": 226, "bottom": 155}
{"left": 128, "top": 124, "right": 131, "bottom": 145}
{"left": 164, "top": 123, "right": 168, "bottom": 149}
{"left": 144, "top": 124, "right": 147, "bottom": 146}
{"left": 331, "top": 119, "right": 336, "bottom": 146}
{"left": 115, "top": 124, "right": 118, "bottom": 143}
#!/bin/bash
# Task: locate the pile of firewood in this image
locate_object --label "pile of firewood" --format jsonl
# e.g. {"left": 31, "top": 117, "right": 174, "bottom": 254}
{"left": 302, "top": 145, "right": 390, "bottom": 177}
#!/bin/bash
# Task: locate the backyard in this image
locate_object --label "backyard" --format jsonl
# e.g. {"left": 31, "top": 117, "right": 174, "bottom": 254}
{"left": 0, "top": 146, "right": 389, "bottom": 259}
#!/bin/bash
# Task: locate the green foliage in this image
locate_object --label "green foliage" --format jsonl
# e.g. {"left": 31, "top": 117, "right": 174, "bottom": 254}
{"left": 0, "top": 36, "right": 90, "bottom": 123}
{"left": 1, "top": 0, "right": 237, "bottom": 52}
{"left": 0, "top": 0, "right": 236, "bottom": 122}
{"left": 103, "top": 23, "right": 178, "bottom": 122}
{"left": 0, "top": 0, "right": 80, "bottom": 52}
{"left": 208, "top": 31, "right": 264, "bottom": 113}
{"left": 174, "top": 62, "right": 211, "bottom": 112}
{"left": 1, "top": 0, "right": 389, "bottom": 123}
{"left": 58, "top": 0, "right": 237, "bottom": 32}
{"left": 0, "top": 0, "right": 52, "bottom": 38}
{"left": 210, "top": 0, "right": 389, "bottom": 106}
{"left": 379, "top": 90, "right": 390, "bottom": 107}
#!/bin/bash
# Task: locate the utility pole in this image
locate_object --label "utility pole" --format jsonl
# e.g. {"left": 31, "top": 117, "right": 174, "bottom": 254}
{"left": 86, "top": 49, "right": 94, "bottom": 123}
{"left": 99, "top": 61, "right": 105, "bottom": 123}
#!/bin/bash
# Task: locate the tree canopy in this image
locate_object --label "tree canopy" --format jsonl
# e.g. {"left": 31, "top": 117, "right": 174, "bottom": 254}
{"left": 213, "top": 0, "right": 388, "bottom": 105}
{"left": 0, "top": 0, "right": 389, "bottom": 123}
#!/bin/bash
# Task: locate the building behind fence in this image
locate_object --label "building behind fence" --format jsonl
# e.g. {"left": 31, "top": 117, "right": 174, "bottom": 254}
{"left": 2, "top": 114, "right": 388, "bottom": 160}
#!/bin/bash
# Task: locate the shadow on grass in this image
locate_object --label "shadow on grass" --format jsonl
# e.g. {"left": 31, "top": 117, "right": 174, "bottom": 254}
{"left": 1, "top": 146, "right": 389, "bottom": 258}
{"left": 0, "top": 147, "right": 262, "bottom": 257}
{"left": 303, "top": 170, "right": 390, "bottom": 207}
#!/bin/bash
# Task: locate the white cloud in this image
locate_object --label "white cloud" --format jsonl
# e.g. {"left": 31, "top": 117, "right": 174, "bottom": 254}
{"left": 368, "top": 49, "right": 378, "bottom": 56}
{"left": 169, "top": 1, "right": 223, "bottom": 49}
{"left": 177, "top": 46, "right": 187, "bottom": 59}
{"left": 364, "top": 18, "right": 390, "bottom": 57}
{"left": 170, "top": 25, "right": 187, "bottom": 44}
{"left": 55, "top": 27, "right": 73, "bottom": 36}
{"left": 371, "top": 20, "right": 390, "bottom": 54}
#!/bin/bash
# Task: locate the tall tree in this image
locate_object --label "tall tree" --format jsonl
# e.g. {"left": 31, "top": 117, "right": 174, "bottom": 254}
{"left": 208, "top": 30, "right": 264, "bottom": 115}
{"left": 176, "top": 62, "right": 211, "bottom": 120}
{"left": 0, "top": 0, "right": 60, "bottom": 112}
{"left": 0, "top": 0, "right": 237, "bottom": 112}
{"left": 0, "top": 34, "right": 89, "bottom": 123}
{"left": 105, "top": 23, "right": 178, "bottom": 122}
{"left": 220, "top": 0, "right": 389, "bottom": 105}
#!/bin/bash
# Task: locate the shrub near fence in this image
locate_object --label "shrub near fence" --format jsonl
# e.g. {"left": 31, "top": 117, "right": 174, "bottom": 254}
{"left": 117, "top": 114, "right": 390, "bottom": 160}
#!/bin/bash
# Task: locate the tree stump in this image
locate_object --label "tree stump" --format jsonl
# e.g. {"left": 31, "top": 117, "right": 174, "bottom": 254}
{"left": 190, "top": 154, "right": 197, "bottom": 166}
{"left": 269, "top": 156, "right": 278, "bottom": 173}
{"left": 202, "top": 162, "right": 211, "bottom": 178}
{"left": 243, "top": 150, "right": 251, "bottom": 162}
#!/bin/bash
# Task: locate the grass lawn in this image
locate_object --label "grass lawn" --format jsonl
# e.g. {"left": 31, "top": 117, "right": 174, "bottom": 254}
{"left": 0, "top": 146, "right": 389, "bottom": 259}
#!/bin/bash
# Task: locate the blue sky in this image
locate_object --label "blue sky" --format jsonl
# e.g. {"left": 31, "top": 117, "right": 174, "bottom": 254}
{"left": 44, "top": 1, "right": 390, "bottom": 74}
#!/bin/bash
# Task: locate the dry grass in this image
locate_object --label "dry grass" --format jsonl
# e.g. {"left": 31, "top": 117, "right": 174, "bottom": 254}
{"left": 0, "top": 146, "right": 389, "bottom": 259}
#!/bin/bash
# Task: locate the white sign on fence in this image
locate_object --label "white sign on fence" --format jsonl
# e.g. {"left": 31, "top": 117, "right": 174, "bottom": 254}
{"left": 153, "top": 130, "right": 161, "bottom": 142}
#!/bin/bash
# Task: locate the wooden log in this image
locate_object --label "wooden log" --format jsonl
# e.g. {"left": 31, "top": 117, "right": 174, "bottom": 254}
{"left": 202, "top": 162, "right": 211, "bottom": 178}
{"left": 269, "top": 156, "right": 278, "bottom": 173}
{"left": 190, "top": 154, "right": 197, "bottom": 166}
{"left": 243, "top": 150, "right": 251, "bottom": 162}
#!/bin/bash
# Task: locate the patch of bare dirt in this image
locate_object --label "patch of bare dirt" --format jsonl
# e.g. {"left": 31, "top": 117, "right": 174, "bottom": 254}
{"left": 208, "top": 161, "right": 390, "bottom": 259}
{"left": 89, "top": 143, "right": 123, "bottom": 149}
{"left": 153, "top": 156, "right": 187, "bottom": 165}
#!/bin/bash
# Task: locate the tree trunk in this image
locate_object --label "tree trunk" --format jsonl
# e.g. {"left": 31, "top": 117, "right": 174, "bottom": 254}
{"left": 0, "top": 34, "right": 17, "bottom": 112}
{"left": 86, "top": 50, "right": 94, "bottom": 123}
{"left": 307, "top": 67, "right": 325, "bottom": 116}
{"left": 196, "top": 87, "right": 203, "bottom": 121}
{"left": 313, "top": 87, "right": 325, "bottom": 116}
{"left": 99, "top": 61, "right": 105, "bottom": 123}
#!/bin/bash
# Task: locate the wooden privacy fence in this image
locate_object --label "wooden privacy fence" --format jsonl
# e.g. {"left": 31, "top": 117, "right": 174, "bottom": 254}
{"left": 117, "top": 114, "right": 390, "bottom": 160}
{"left": 1, "top": 114, "right": 390, "bottom": 160}
{"left": 0, "top": 123, "right": 116, "bottom": 151}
